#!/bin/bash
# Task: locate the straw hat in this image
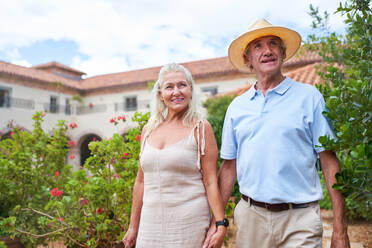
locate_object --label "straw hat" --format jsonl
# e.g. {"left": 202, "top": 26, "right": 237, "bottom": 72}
{"left": 228, "top": 18, "right": 302, "bottom": 72}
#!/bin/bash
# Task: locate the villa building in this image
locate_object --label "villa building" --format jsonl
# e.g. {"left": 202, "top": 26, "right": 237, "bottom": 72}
{"left": 0, "top": 48, "right": 321, "bottom": 169}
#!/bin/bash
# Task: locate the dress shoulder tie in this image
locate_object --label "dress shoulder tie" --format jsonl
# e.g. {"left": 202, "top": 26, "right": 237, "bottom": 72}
{"left": 195, "top": 120, "right": 206, "bottom": 170}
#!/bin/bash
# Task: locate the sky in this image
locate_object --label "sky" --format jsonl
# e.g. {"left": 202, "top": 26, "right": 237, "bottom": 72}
{"left": 0, "top": 0, "right": 347, "bottom": 77}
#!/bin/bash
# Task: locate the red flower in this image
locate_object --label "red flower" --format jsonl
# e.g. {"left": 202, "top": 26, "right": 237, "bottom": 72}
{"left": 54, "top": 171, "right": 59, "bottom": 177}
{"left": 56, "top": 190, "right": 64, "bottom": 197}
{"left": 92, "top": 137, "right": 96, "bottom": 142}
{"left": 79, "top": 197, "right": 88, "bottom": 206}
{"left": 51, "top": 188, "right": 64, "bottom": 197}
{"left": 69, "top": 122, "right": 78, "bottom": 129}
{"left": 97, "top": 208, "right": 103, "bottom": 214}
{"left": 136, "top": 135, "right": 141, "bottom": 141}
{"left": 109, "top": 118, "right": 116, "bottom": 123}
{"left": 57, "top": 217, "right": 64, "bottom": 222}
{"left": 69, "top": 155, "right": 75, "bottom": 159}
{"left": 122, "top": 152, "right": 129, "bottom": 160}
{"left": 50, "top": 188, "right": 59, "bottom": 196}
{"left": 112, "top": 173, "right": 120, "bottom": 179}
{"left": 68, "top": 140, "right": 75, "bottom": 147}
{"left": 10, "top": 131, "right": 15, "bottom": 136}
{"left": 117, "top": 115, "right": 126, "bottom": 121}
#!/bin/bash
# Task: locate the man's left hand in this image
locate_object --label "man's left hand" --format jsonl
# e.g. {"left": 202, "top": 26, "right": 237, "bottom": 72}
{"left": 330, "top": 228, "right": 350, "bottom": 248}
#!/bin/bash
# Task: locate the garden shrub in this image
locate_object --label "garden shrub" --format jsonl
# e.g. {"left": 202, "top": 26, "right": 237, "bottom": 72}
{"left": 203, "top": 95, "right": 240, "bottom": 213}
{"left": 0, "top": 111, "right": 150, "bottom": 247}
{"left": 308, "top": 0, "right": 371, "bottom": 220}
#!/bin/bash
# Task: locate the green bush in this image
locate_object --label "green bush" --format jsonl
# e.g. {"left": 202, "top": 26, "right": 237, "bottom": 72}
{"left": 318, "top": 172, "right": 332, "bottom": 210}
{"left": 308, "top": 0, "right": 371, "bottom": 220}
{"left": 204, "top": 95, "right": 237, "bottom": 158}
{"left": 203, "top": 95, "right": 241, "bottom": 208}
{"left": 0, "top": 111, "right": 149, "bottom": 247}
{"left": 0, "top": 112, "right": 72, "bottom": 246}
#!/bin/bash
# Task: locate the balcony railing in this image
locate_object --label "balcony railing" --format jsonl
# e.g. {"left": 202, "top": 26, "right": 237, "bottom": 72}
{"left": 0, "top": 97, "right": 35, "bottom": 109}
{"left": 76, "top": 104, "right": 107, "bottom": 115}
{"left": 115, "top": 100, "right": 150, "bottom": 112}
{"left": 43, "top": 103, "right": 73, "bottom": 114}
{"left": 0, "top": 98, "right": 151, "bottom": 115}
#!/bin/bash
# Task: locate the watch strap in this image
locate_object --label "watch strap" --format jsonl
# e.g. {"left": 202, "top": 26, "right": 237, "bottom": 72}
{"left": 215, "top": 218, "right": 229, "bottom": 227}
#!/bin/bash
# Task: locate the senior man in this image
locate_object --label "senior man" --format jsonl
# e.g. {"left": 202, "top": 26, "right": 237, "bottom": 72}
{"left": 204, "top": 19, "right": 350, "bottom": 248}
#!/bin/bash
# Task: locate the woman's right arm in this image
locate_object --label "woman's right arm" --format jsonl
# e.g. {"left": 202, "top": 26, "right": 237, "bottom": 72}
{"left": 123, "top": 125, "right": 148, "bottom": 248}
{"left": 122, "top": 165, "right": 144, "bottom": 248}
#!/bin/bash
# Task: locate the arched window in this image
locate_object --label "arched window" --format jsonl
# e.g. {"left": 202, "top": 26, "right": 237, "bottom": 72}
{"left": 80, "top": 134, "right": 102, "bottom": 166}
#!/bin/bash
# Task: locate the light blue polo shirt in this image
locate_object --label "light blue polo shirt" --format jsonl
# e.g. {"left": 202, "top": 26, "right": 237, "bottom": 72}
{"left": 221, "top": 77, "right": 336, "bottom": 204}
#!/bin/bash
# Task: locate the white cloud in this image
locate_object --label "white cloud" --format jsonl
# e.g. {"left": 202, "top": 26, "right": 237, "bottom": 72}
{"left": 6, "top": 48, "right": 22, "bottom": 60}
{"left": 71, "top": 55, "right": 129, "bottom": 77}
{"left": 0, "top": 0, "right": 346, "bottom": 76}
{"left": 4, "top": 48, "right": 32, "bottom": 67}
{"left": 11, "top": 59, "right": 32, "bottom": 67}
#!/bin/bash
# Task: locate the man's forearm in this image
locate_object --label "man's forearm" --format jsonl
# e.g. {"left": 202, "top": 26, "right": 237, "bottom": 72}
{"left": 218, "top": 159, "right": 237, "bottom": 208}
{"left": 320, "top": 151, "right": 348, "bottom": 230}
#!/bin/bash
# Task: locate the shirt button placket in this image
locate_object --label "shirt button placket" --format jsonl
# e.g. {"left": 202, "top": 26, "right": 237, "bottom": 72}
{"left": 261, "top": 95, "right": 267, "bottom": 113}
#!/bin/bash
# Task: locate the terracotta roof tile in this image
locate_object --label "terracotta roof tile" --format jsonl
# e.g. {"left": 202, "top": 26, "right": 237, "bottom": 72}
{"left": 284, "top": 47, "right": 322, "bottom": 67}
{"left": 81, "top": 48, "right": 321, "bottom": 91}
{"left": 32, "top": 61, "right": 86, "bottom": 75}
{"left": 80, "top": 57, "right": 237, "bottom": 90}
{"left": 0, "top": 61, "right": 83, "bottom": 89}
{"left": 217, "top": 84, "right": 254, "bottom": 97}
{"left": 80, "top": 66, "right": 161, "bottom": 90}
{"left": 285, "top": 63, "right": 322, "bottom": 85}
{"left": 218, "top": 63, "right": 323, "bottom": 97}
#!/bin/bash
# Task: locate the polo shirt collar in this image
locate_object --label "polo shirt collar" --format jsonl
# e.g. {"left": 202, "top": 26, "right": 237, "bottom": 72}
{"left": 247, "top": 83, "right": 258, "bottom": 100}
{"left": 272, "top": 77, "right": 292, "bottom": 95}
{"left": 249, "top": 77, "right": 292, "bottom": 99}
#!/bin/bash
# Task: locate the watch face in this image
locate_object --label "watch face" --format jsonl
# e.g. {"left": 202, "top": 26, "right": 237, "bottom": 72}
{"left": 223, "top": 218, "right": 229, "bottom": 227}
{"left": 216, "top": 218, "right": 229, "bottom": 227}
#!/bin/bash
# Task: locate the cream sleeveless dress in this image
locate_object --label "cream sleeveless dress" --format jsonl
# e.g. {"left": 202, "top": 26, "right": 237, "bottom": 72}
{"left": 136, "top": 122, "right": 210, "bottom": 247}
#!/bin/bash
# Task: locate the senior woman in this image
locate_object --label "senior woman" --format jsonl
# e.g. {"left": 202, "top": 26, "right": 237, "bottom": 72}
{"left": 122, "top": 63, "right": 227, "bottom": 248}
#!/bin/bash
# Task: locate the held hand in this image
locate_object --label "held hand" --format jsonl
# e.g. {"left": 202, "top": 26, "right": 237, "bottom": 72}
{"left": 207, "top": 226, "right": 227, "bottom": 248}
{"left": 122, "top": 228, "right": 137, "bottom": 248}
{"left": 203, "top": 223, "right": 217, "bottom": 248}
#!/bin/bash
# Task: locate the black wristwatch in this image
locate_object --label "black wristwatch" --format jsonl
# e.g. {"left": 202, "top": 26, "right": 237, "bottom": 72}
{"left": 215, "top": 218, "right": 229, "bottom": 228}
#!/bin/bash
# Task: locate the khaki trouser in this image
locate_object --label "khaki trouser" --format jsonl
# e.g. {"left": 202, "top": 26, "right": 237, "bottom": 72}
{"left": 234, "top": 198, "right": 323, "bottom": 248}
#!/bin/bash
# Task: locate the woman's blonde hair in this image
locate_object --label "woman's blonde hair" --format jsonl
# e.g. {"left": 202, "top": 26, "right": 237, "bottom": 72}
{"left": 146, "top": 63, "right": 203, "bottom": 134}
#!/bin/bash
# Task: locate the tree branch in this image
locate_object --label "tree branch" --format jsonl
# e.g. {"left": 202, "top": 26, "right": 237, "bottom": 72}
{"left": 21, "top": 208, "right": 54, "bottom": 219}
{"left": 15, "top": 227, "right": 70, "bottom": 238}
{"left": 65, "top": 232, "right": 88, "bottom": 248}
{"left": 21, "top": 207, "right": 70, "bottom": 228}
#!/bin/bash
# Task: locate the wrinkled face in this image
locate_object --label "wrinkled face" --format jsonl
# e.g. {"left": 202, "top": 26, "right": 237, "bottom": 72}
{"left": 159, "top": 71, "right": 192, "bottom": 113}
{"left": 244, "top": 35, "right": 286, "bottom": 76}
